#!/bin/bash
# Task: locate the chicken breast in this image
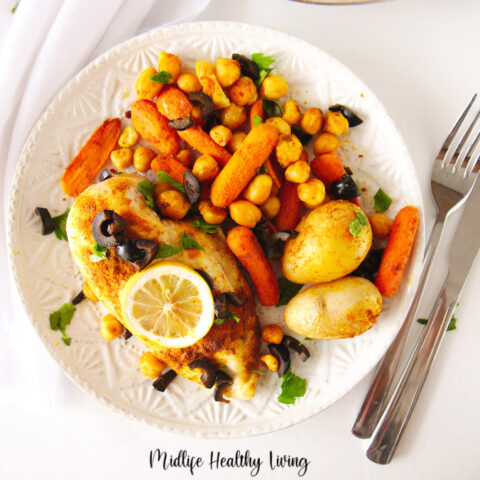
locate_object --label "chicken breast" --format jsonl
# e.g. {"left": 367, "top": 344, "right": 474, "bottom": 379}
{"left": 66, "top": 173, "right": 260, "bottom": 400}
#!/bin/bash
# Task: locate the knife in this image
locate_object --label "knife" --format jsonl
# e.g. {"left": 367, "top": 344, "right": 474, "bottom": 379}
{"left": 366, "top": 179, "right": 480, "bottom": 464}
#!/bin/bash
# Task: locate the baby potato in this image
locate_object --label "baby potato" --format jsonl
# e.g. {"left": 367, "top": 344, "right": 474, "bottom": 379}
{"left": 284, "top": 277, "right": 382, "bottom": 340}
{"left": 281, "top": 200, "right": 372, "bottom": 284}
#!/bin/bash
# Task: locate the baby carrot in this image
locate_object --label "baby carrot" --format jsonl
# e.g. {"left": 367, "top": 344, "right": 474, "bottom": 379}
{"left": 274, "top": 180, "right": 301, "bottom": 231}
{"left": 249, "top": 99, "right": 264, "bottom": 129}
{"left": 227, "top": 226, "right": 280, "bottom": 306}
{"left": 156, "top": 85, "right": 193, "bottom": 120}
{"left": 375, "top": 205, "right": 419, "bottom": 298}
{"left": 151, "top": 153, "right": 191, "bottom": 183}
{"left": 210, "top": 124, "right": 279, "bottom": 208}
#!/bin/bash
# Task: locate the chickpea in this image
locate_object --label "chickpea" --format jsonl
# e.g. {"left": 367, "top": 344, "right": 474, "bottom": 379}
{"left": 242, "top": 174, "right": 273, "bottom": 205}
{"left": 214, "top": 58, "right": 241, "bottom": 87}
{"left": 229, "top": 76, "right": 258, "bottom": 106}
{"left": 176, "top": 148, "right": 193, "bottom": 168}
{"left": 228, "top": 131, "right": 247, "bottom": 153}
{"left": 192, "top": 154, "right": 220, "bottom": 182}
{"left": 139, "top": 352, "right": 166, "bottom": 379}
{"left": 209, "top": 125, "right": 232, "bottom": 147}
{"left": 118, "top": 126, "right": 139, "bottom": 148}
{"left": 324, "top": 110, "right": 349, "bottom": 136}
{"left": 198, "top": 200, "right": 227, "bottom": 224}
{"left": 156, "top": 190, "right": 190, "bottom": 220}
{"left": 220, "top": 103, "right": 247, "bottom": 130}
{"left": 265, "top": 116, "right": 291, "bottom": 136}
{"left": 100, "top": 314, "right": 124, "bottom": 341}
{"left": 110, "top": 148, "right": 133, "bottom": 170}
{"left": 260, "top": 196, "right": 281, "bottom": 219}
{"left": 285, "top": 160, "right": 311, "bottom": 184}
{"left": 195, "top": 60, "right": 214, "bottom": 78}
{"left": 261, "top": 324, "right": 284, "bottom": 344}
{"left": 260, "top": 354, "right": 279, "bottom": 372}
{"left": 157, "top": 51, "right": 181, "bottom": 83}
{"left": 191, "top": 106, "right": 203, "bottom": 126}
{"left": 176, "top": 72, "right": 201, "bottom": 93}
{"left": 297, "top": 178, "right": 326, "bottom": 206}
{"left": 133, "top": 146, "right": 156, "bottom": 172}
{"left": 135, "top": 67, "right": 164, "bottom": 99}
{"left": 260, "top": 74, "right": 289, "bottom": 100}
{"left": 229, "top": 200, "right": 262, "bottom": 228}
{"left": 83, "top": 282, "right": 98, "bottom": 302}
{"left": 300, "top": 107, "right": 323, "bottom": 135}
{"left": 282, "top": 100, "right": 301, "bottom": 125}
{"left": 275, "top": 134, "right": 303, "bottom": 168}
{"left": 369, "top": 213, "right": 392, "bottom": 238}
{"left": 313, "top": 132, "right": 341, "bottom": 156}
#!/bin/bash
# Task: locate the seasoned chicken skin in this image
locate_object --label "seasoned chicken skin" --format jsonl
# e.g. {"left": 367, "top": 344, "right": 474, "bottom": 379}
{"left": 66, "top": 174, "right": 260, "bottom": 399}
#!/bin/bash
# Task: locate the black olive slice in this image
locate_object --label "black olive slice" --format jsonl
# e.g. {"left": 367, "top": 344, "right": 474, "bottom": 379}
{"left": 351, "top": 248, "right": 385, "bottom": 282}
{"left": 232, "top": 54, "right": 259, "bottom": 80}
{"left": 268, "top": 343, "right": 291, "bottom": 377}
{"left": 214, "top": 293, "right": 230, "bottom": 319}
{"left": 291, "top": 124, "right": 312, "bottom": 146}
{"left": 195, "top": 269, "right": 215, "bottom": 290}
{"left": 71, "top": 291, "right": 85, "bottom": 306}
{"left": 253, "top": 220, "right": 273, "bottom": 248}
{"left": 214, "top": 382, "right": 231, "bottom": 404}
{"left": 183, "top": 171, "right": 201, "bottom": 204}
{"left": 169, "top": 116, "right": 194, "bottom": 131}
{"left": 329, "top": 104, "right": 363, "bottom": 127}
{"left": 92, "top": 210, "right": 126, "bottom": 247}
{"left": 123, "top": 329, "right": 132, "bottom": 340}
{"left": 266, "top": 231, "right": 299, "bottom": 260}
{"left": 34, "top": 207, "right": 55, "bottom": 235}
{"left": 226, "top": 292, "right": 246, "bottom": 307}
{"left": 115, "top": 239, "right": 159, "bottom": 270}
{"left": 152, "top": 369, "right": 177, "bottom": 392}
{"left": 188, "top": 360, "right": 217, "bottom": 389}
{"left": 281, "top": 335, "right": 310, "bottom": 362}
{"left": 99, "top": 169, "right": 112, "bottom": 182}
{"left": 188, "top": 91, "right": 214, "bottom": 119}
{"left": 330, "top": 174, "right": 361, "bottom": 200}
{"left": 215, "top": 370, "right": 232, "bottom": 385}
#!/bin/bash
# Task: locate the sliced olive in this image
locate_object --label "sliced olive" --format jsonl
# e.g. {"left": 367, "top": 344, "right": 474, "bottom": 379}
{"left": 266, "top": 231, "right": 298, "bottom": 260}
{"left": 351, "top": 248, "right": 384, "bottom": 282}
{"left": 268, "top": 343, "right": 291, "bottom": 377}
{"left": 232, "top": 54, "right": 259, "bottom": 81}
{"left": 183, "top": 171, "right": 201, "bottom": 204}
{"left": 195, "top": 269, "right": 215, "bottom": 290}
{"left": 213, "top": 371, "right": 233, "bottom": 404}
{"left": 226, "top": 292, "right": 246, "bottom": 307}
{"left": 34, "top": 207, "right": 55, "bottom": 235}
{"left": 215, "top": 370, "right": 232, "bottom": 385}
{"left": 214, "top": 293, "right": 230, "bottom": 319}
{"left": 188, "top": 360, "right": 217, "bottom": 389}
{"left": 99, "top": 169, "right": 112, "bottom": 182}
{"left": 329, "top": 104, "right": 363, "bottom": 127}
{"left": 169, "top": 116, "right": 194, "bottom": 131}
{"left": 92, "top": 210, "right": 126, "bottom": 247}
{"left": 282, "top": 335, "right": 310, "bottom": 362}
{"left": 291, "top": 124, "right": 312, "bottom": 146}
{"left": 71, "top": 290, "right": 85, "bottom": 306}
{"left": 253, "top": 220, "right": 273, "bottom": 248}
{"left": 115, "top": 239, "right": 158, "bottom": 270}
{"left": 123, "top": 329, "right": 132, "bottom": 340}
{"left": 153, "top": 369, "right": 177, "bottom": 392}
{"left": 330, "top": 174, "right": 361, "bottom": 200}
{"left": 188, "top": 91, "right": 214, "bottom": 124}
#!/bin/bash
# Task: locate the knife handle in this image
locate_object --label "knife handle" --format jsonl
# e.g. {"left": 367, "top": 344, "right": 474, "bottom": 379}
{"left": 366, "top": 284, "right": 457, "bottom": 464}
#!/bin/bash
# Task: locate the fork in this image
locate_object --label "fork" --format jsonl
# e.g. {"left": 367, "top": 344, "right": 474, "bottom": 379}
{"left": 352, "top": 94, "right": 480, "bottom": 439}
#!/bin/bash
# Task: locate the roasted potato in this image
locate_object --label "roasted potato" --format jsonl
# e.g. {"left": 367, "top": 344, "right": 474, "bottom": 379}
{"left": 281, "top": 200, "right": 372, "bottom": 284}
{"left": 284, "top": 276, "right": 382, "bottom": 339}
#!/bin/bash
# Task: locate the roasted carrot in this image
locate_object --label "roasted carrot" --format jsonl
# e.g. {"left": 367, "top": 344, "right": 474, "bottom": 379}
{"left": 264, "top": 155, "right": 282, "bottom": 189}
{"left": 249, "top": 99, "right": 264, "bottom": 129}
{"left": 210, "top": 124, "right": 279, "bottom": 208}
{"left": 61, "top": 118, "right": 121, "bottom": 197}
{"left": 150, "top": 153, "right": 191, "bottom": 183}
{"left": 178, "top": 126, "right": 231, "bottom": 167}
{"left": 131, "top": 99, "right": 179, "bottom": 155}
{"left": 227, "top": 226, "right": 280, "bottom": 306}
{"left": 375, "top": 206, "right": 419, "bottom": 298}
{"left": 274, "top": 180, "right": 301, "bottom": 231}
{"left": 156, "top": 86, "right": 193, "bottom": 120}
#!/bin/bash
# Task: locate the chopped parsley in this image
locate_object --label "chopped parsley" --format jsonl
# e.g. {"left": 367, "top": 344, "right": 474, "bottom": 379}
{"left": 258, "top": 163, "right": 268, "bottom": 174}
{"left": 374, "top": 188, "right": 392, "bottom": 213}
{"left": 277, "top": 366, "right": 307, "bottom": 405}
{"left": 251, "top": 369, "right": 263, "bottom": 375}
{"left": 90, "top": 241, "right": 108, "bottom": 262}
{"left": 252, "top": 53, "right": 275, "bottom": 87}
{"left": 349, "top": 210, "right": 369, "bottom": 237}
{"left": 156, "top": 170, "right": 185, "bottom": 194}
{"left": 417, "top": 315, "right": 457, "bottom": 331}
{"left": 49, "top": 302, "right": 76, "bottom": 346}
{"left": 138, "top": 180, "right": 155, "bottom": 208}
{"left": 180, "top": 232, "right": 204, "bottom": 251}
{"left": 156, "top": 244, "right": 183, "bottom": 258}
{"left": 252, "top": 114, "right": 264, "bottom": 126}
{"left": 52, "top": 208, "right": 70, "bottom": 241}
{"left": 155, "top": 231, "right": 203, "bottom": 259}
{"left": 150, "top": 71, "right": 173, "bottom": 84}
{"left": 298, "top": 337, "right": 313, "bottom": 346}
{"left": 276, "top": 277, "right": 303, "bottom": 307}
{"left": 214, "top": 312, "right": 241, "bottom": 325}
{"left": 11, "top": 1, "right": 19, "bottom": 13}
{"left": 262, "top": 98, "right": 283, "bottom": 118}
{"left": 192, "top": 219, "right": 221, "bottom": 234}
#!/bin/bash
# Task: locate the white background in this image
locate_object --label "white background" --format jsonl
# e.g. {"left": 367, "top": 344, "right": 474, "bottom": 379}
{"left": 1, "top": 0, "right": 480, "bottom": 479}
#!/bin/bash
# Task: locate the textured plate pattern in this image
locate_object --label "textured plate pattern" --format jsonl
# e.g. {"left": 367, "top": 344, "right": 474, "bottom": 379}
{"left": 7, "top": 22, "right": 424, "bottom": 438}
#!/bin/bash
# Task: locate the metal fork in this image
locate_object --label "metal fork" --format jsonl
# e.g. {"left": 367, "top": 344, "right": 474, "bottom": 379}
{"left": 352, "top": 94, "right": 480, "bottom": 439}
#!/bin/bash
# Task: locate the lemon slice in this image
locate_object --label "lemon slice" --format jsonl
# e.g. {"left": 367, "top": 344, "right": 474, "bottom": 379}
{"left": 120, "top": 261, "right": 214, "bottom": 348}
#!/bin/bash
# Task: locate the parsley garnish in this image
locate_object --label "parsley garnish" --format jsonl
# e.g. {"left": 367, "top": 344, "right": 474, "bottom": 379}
{"left": 262, "top": 98, "right": 283, "bottom": 118}
{"left": 258, "top": 163, "right": 268, "bottom": 174}
{"left": 49, "top": 302, "right": 76, "bottom": 346}
{"left": 90, "top": 241, "right": 108, "bottom": 262}
{"left": 251, "top": 53, "right": 275, "bottom": 87}
{"left": 11, "top": 1, "right": 19, "bottom": 13}
{"left": 277, "top": 366, "right": 307, "bottom": 405}
{"left": 276, "top": 277, "right": 303, "bottom": 307}
{"left": 374, "top": 188, "right": 392, "bottom": 213}
{"left": 156, "top": 244, "right": 183, "bottom": 258}
{"left": 156, "top": 171, "right": 185, "bottom": 194}
{"left": 192, "top": 219, "right": 221, "bottom": 234}
{"left": 155, "top": 231, "right": 203, "bottom": 259}
{"left": 180, "top": 232, "right": 204, "bottom": 251}
{"left": 138, "top": 181, "right": 155, "bottom": 208}
{"left": 52, "top": 208, "right": 69, "bottom": 241}
{"left": 298, "top": 337, "right": 312, "bottom": 346}
{"left": 214, "top": 312, "right": 241, "bottom": 325}
{"left": 349, "top": 210, "right": 369, "bottom": 237}
{"left": 150, "top": 71, "right": 173, "bottom": 84}
{"left": 417, "top": 315, "right": 457, "bottom": 331}
{"left": 252, "top": 114, "right": 264, "bottom": 126}
{"left": 251, "top": 369, "right": 263, "bottom": 375}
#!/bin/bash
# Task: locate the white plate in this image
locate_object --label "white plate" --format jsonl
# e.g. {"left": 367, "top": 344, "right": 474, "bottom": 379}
{"left": 7, "top": 22, "right": 424, "bottom": 438}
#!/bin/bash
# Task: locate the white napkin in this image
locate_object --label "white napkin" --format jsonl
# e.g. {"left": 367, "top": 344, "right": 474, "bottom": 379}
{"left": 0, "top": 0, "right": 210, "bottom": 412}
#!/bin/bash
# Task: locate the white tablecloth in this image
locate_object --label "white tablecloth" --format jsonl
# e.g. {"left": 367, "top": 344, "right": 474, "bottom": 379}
{"left": 1, "top": 0, "right": 479, "bottom": 478}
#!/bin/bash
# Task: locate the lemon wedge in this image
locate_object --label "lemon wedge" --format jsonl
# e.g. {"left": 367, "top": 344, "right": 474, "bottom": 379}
{"left": 120, "top": 261, "right": 214, "bottom": 348}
